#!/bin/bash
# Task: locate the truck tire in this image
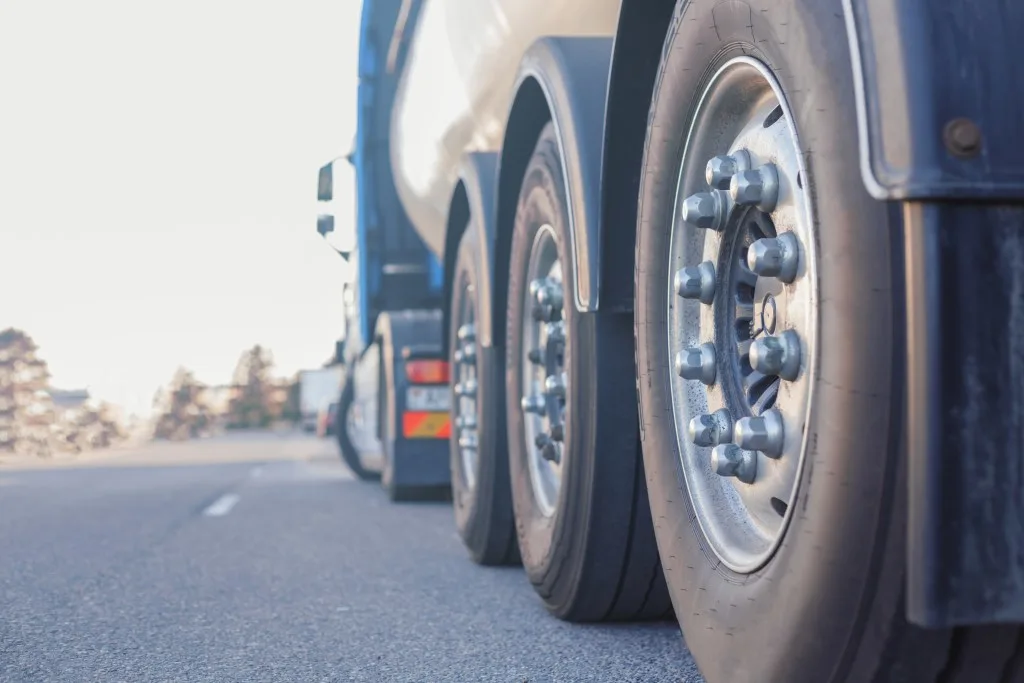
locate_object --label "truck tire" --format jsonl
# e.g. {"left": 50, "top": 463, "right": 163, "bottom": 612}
{"left": 633, "top": 2, "right": 1023, "bottom": 682}
{"left": 449, "top": 228, "right": 519, "bottom": 566}
{"left": 335, "top": 379, "right": 377, "bottom": 481}
{"left": 505, "top": 122, "right": 671, "bottom": 622}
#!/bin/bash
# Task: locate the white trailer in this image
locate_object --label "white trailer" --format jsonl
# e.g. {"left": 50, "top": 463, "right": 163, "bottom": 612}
{"left": 299, "top": 367, "right": 344, "bottom": 432}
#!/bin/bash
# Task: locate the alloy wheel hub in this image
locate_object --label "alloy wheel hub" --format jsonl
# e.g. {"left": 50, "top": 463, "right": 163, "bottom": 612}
{"left": 667, "top": 57, "right": 818, "bottom": 572}
{"left": 521, "top": 226, "right": 566, "bottom": 517}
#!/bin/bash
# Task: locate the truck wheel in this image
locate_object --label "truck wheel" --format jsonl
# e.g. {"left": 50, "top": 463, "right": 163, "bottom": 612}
{"left": 449, "top": 228, "right": 519, "bottom": 566}
{"left": 506, "top": 123, "right": 671, "bottom": 622}
{"left": 335, "top": 379, "right": 377, "bottom": 481}
{"left": 634, "top": 2, "right": 1023, "bottom": 682}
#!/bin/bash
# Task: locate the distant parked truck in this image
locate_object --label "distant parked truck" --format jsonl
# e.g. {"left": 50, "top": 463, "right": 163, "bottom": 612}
{"left": 299, "top": 367, "right": 344, "bottom": 432}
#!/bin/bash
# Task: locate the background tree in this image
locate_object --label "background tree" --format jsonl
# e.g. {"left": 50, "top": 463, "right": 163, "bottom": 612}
{"left": 64, "top": 402, "right": 126, "bottom": 451}
{"left": 153, "top": 367, "right": 212, "bottom": 440}
{"left": 0, "top": 328, "right": 56, "bottom": 457}
{"left": 227, "top": 345, "right": 277, "bottom": 429}
{"left": 279, "top": 372, "right": 302, "bottom": 425}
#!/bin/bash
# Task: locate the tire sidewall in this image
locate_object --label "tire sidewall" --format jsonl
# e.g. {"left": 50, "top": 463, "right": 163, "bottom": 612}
{"left": 506, "top": 125, "right": 585, "bottom": 597}
{"left": 635, "top": 2, "right": 903, "bottom": 681}
{"left": 449, "top": 228, "right": 508, "bottom": 555}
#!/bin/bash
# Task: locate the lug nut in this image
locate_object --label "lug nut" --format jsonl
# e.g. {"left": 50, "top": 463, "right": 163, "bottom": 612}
{"left": 681, "top": 190, "right": 729, "bottom": 232}
{"left": 747, "top": 232, "right": 800, "bottom": 283}
{"left": 545, "top": 321, "right": 565, "bottom": 343}
{"left": 539, "top": 436, "right": 560, "bottom": 463}
{"left": 711, "top": 444, "right": 757, "bottom": 484}
{"left": 521, "top": 394, "right": 545, "bottom": 415}
{"left": 675, "top": 343, "right": 716, "bottom": 386}
{"left": 687, "top": 408, "right": 734, "bottom": 447}
{"left": 750, "top": 329, "right": 801, "bottom": 381}
{"left": 460, "top": 343, "right": 476, "bottom": 363}
{"left": 528, "top": 278, "right": 546, "bottom": 299}
{"left": 535, "top": 281, "right": 563, "bottom": 310}
{"left": 528, "top": 348, "right": 544, "bottom": 365}
{"left": 457, "top": 323, "right": 476, "bottom": 342}
{"left": 532, "top": 303, "right": 552, "bottom": 322}
{"left": 705, "top": 150, "right": 751, "bottom": 190}
{"left": 734, "top": 409, "right": 784, "bottom": 458}
{"left": 729, "top": 164, "right": 779, "bottom": 212}
{"left": 458, "top": 432, "right": 478, "bottom": 450}
{"left": 550, "top": 423, "right": 564, "bottom": 442}
{"left": 454, "top": 379, "right": 477, "bottom": 398}
{"left": 453, "top": 349, "right": 464, "bottom": 363}
{"left": 544, "top": 373, "right": 567, "bottom": 399}
{"left": 455, "top": 415, "right": 477, "bottom": 430}
{"left": 674, "top": 261, "right": 716, "bottom": 304}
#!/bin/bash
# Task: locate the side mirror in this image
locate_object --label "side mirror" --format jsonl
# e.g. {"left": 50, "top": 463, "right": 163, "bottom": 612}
{"left": 317, "top": 162, "right": 334, "bottom": 202}
{"left": 317, "top": 214, "right": 335, "bottom": 237}
{"left": 335, "top": 340, "right": 346, "bottom": 364}
{"left": 317, "top": 158, "right": 352, "bottom": 261}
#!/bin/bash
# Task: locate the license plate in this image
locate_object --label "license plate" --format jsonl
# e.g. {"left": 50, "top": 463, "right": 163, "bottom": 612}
{"left": 406, "top": 386, "right": 450, "bottom": 411}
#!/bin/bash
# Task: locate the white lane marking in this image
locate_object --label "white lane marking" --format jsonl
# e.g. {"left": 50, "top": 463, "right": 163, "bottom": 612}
{"left": 250, "top": 466, "right": 264, "bottom": 478}
{"left": 203, "top": 493, "right": 240, "bottom": 517}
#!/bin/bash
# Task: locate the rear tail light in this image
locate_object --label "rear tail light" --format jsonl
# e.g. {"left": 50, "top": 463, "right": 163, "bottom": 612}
{"left": 405, "top": 359, "right": 449, "bottom": 384}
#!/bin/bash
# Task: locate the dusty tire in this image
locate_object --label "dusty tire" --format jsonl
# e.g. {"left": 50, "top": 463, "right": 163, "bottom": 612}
{"left": 449, "top": 228, "right": 520, "bottom": 566}
{"left": 634, "top": 2, "right": 1023, "bottom": 682}
{"left": 335, "top": 379, "right": 377, "bottom": 481}
{"left": 506, "top": 123, "right": 671, "bottom": 622}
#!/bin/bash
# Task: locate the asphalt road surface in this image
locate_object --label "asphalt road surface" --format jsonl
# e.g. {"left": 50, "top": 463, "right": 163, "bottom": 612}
{"left": 0, "top": 432, "right": 702, "bottom": 683}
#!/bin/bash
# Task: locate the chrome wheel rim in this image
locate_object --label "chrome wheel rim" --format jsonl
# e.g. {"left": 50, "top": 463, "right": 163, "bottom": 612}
{"left": 520, "top": 225, "right": 566, "bottom": 517}
{"left": 667, "top": 56, "right": 819, "bottom": 572}
{"left": 453, "top": 281, "right": 479, "bottom": 491}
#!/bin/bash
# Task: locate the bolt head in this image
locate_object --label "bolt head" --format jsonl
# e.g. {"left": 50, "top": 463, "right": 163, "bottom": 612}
{"left": 731, "top": 170, "right": 765, "bottom": 205}
{"left": 674, "top": 343, "right": 716, "bottom": 386}
{"left": 748, "top": 238, "right": 784, "bottom": 277}
{"left": 455, "top": 379, "right": 477, "bottom": 398}
{"left": 528, "top": 279, "right": 545, "bottom": 299}
{"left": 734, "top": 409, "right": 784, "bottom": 458}
{"left": 711, "top": 444, "right": 756, "bottom": 484}
{"left": 458, "top": 433, "right": 478, "bottom": 449}
{"left": 453, "top": 349, "right": 464, "bottom": 364}
{"left": 706, "top": 156, "right": 737, "bottom": 189}
{"left": 681, "top": 192, "right": 723, "bottom": 230}
{"left": 730, "top": 164, "right": 779, "bottom": 211}
{"left": 461, "top": 344, "right": 476, "bottom": 363}
{"left": 747, "top": 232, "right": 800, "bottom": 283}
{"left": 544, "top": 322, "right": 565, "bottom": 343}
{"left": 674, "top": 261, "right": 715, "bottom": 304}
{"left": 528, "top": 349, "right": 544, "bottom": 365}
{"left": 521, "top": 395, "right": 545, "bottom": 415}
{"left": 550, "top": 423, "right": 564, "bottom": 442}
{"left": 544, "top": 373, "right": 566, "bottom": 398}
{"left": 540, "top": 440, "right": 560, "bottom": 463}
{"left": 535, "top": 281, "right": 563, "bottom": 310}
{"left": 457, "top": 324, "right": 476, "bottom": 342}
{"left": 750, "top": 329, "right": 801, "bottom": 381}
{"left": 750, "top": 336, "right": 785, "bottom": 375}
{"left": 688, "top": 414, "right": 717, "bottom": 447}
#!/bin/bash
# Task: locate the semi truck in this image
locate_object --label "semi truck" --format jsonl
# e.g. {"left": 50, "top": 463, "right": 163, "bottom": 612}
{"left": 316, "top": 1, "right": 1024, "bottom": 681}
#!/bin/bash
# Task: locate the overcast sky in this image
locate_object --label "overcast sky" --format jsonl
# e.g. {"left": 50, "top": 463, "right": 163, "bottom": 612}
{"left": 1, "top": 0, "right": 361, "bottom": 417}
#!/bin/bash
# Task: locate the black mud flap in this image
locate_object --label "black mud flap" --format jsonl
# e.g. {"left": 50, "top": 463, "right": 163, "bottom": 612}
{"left": 904, "top": 203, "right": 1024, "bottom": 627}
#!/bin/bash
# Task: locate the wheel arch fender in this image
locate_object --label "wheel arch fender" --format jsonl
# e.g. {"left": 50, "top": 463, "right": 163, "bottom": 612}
{"left": 493, "top": 36, "right": 613, "bottom": 347}
{"left": 442, "top": 152, "right": 500, "bottom": 351}
{"left": 598, "top": 0, "right": 678, "bottom": 311}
